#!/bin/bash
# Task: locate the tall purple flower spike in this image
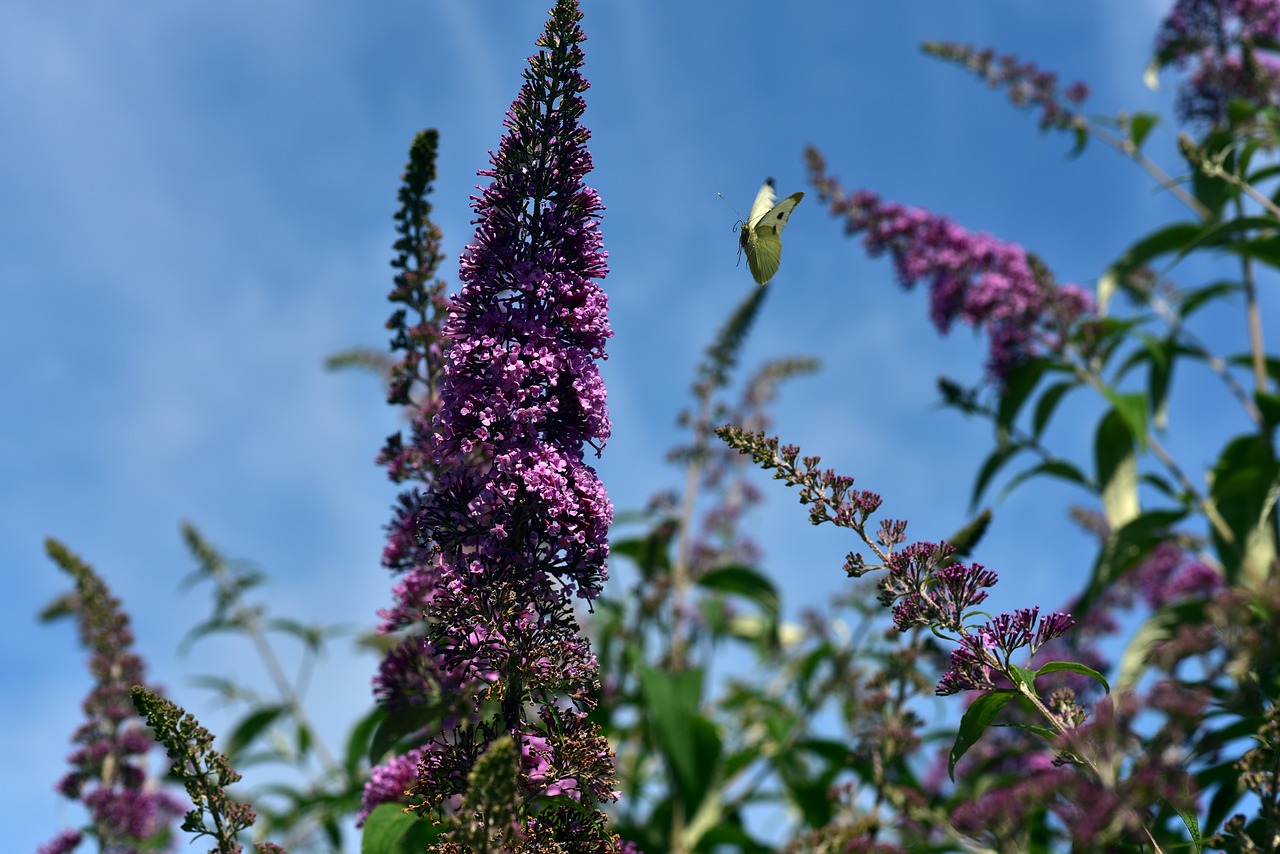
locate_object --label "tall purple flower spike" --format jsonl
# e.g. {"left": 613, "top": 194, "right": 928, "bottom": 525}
{"left": 420, "top": 0, "right": 613, "bottom": 614}
{"left": 397, "top": 2, "right": 625, "bottom": 846}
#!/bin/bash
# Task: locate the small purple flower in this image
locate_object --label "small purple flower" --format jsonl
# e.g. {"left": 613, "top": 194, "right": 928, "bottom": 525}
{"left": 807, "top": 148, "right": 1095, "bottom": 382}
{"left": 358, "top": 747, "right": 428, "bottom": 826}
{"left": 1131, "top": 541, "right": 1224, "bottom": 608}
{"left": 1031, "top": 611, "right": 1076, "bottom": 653}
{"left": 880, "top": 542, "right": 999, "bottom": 632}
{"left": 936, "top": 609, "right": 1075, "bottom": 695}
{"left": 37, "top": 829, "right": 83, "bottom": 854}
{"left": 937, "top": 639, "right": 997, "bottom": 696}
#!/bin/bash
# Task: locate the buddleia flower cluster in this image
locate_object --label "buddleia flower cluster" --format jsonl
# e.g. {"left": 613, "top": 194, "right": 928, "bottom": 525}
{"left": 713, "top": 429, "right": 1075, "bottom": 698}
{"left": 39, "top": 540, "right": 184, "bottom": 854}
{"left": 921, "top": 41, "right": 1091, "bottom": 131}
{"left": 358, "top": 127, "right": 486, "bottom": 825}
{"left": 378, "top": 1, "right": 625, "bottom": 847}
{"left": 1154, "top": 0, "right": 1280, "bottom": 126}
{"left": 805, "top": 146, "right": 1095, "bottom": 383}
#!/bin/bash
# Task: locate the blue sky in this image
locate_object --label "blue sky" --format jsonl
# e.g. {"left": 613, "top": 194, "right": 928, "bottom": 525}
{"left": 6, "top": 0, "right": 1257, "bottom": 849}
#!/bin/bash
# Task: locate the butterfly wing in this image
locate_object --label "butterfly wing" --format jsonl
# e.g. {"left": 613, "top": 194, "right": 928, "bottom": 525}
{"left": 746, "top": 179, "right": 778, "bottom": 228}
{"left": 737, "top": 180, "right": 803, "bottom": 285}
{"left": 744, "top": 191, "right": 803, "bottom": 284}
{"left": 745, "top": 226, "right": 783, "bottom": 285}
{"left": 762, "top": 191, "right": 804, "bottom": 236}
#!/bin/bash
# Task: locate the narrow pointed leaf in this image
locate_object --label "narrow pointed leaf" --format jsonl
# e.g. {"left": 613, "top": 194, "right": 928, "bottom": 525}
{"left": 950, "top": 691, "right": 1016, "bottom": 780}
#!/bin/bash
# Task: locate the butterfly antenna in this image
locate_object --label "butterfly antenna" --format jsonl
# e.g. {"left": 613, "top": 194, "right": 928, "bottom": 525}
{"left": 716, "top": 190, "right": 747, "bottom": 236}
{"left": 717, "top": 191, "right": 744, "bottom": 224}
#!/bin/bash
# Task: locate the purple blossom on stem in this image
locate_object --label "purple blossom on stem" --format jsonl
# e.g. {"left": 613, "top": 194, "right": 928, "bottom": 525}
{"left": 935, "top": 608, "right": 1075, "bottom": 696}
{"left": 922, "top": 42, "right": 1091, "bottom": 131}
{"left": 806, "top": 146, "right": 1095, "bottom": 382}
{"left": 361, "top": 129, "right": 487, "bottom": 822}
{"left": 878, "top": 541, "right": 998, "bottom": 631}
{"left": 419, "top": 0, "right": 612, "bottom": 620}
{"left": 39, "top": 539, "right": 184, "bottom": 854}
{"left": 1130, "top": 541, "right": 1223, "bottom": 608}
{"left": 358, "top": 747, "right": 428, "bottom": 825}
{"left": 397, "top": 0, "right": 621, "bottom": 845}
{"left": 715, "top": 427, "right": 1079, "bottom": 703}
{"left": 1155, "top": 0, "right": 1280, "bottom": 125}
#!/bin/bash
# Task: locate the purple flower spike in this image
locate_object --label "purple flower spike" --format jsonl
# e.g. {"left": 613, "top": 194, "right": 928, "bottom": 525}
{"left": 422, "top": 0, "right": 614, "bottom": 606}
{"left": 40, "top": 540, "right": 184, "bottom": 854}
{"left": 390, "top": 2, "right": 623, "bottom": 846}
{"left": 806, "top": 148, "right": 1095, "bottom": 382}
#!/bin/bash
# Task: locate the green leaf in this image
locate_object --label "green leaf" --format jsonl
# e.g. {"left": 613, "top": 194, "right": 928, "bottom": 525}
{"left": 694, "top": 821, "right": 771, "bottom": 853}
{"left": 1129, "top": 112, "right": 1159, "bottom": 150}
{"left": 1189, "top": 129, "right": 1235, "bottom": 218}
{"left": 996, "top": 357, "right": 1048, "bottom": 435}
{"left": 177, "top": 616, "right": 238, "bottom": 657}
{"left": 1179, "top": 280, "right": 1241, "bottom": 318}
{"left": 1116, "top": 605, "right": 1195, "bottom": 691}
{"left": 224, "top": 705, "right": 286, "bottom": 760}
{"left": 638, "top": 666, "right": 722, "bottom": 813}
{"left": 611, "top": 524, "right": 676, "bottom": 579}
{"left": 999, "top": 459, "right": 1091, "bottom": 502}
{"left": 949, "top": 691, "right": 1016, "bottom": 780}
{"left": 945, "top": 509, "right": 992, "bottom": 559}
{"left": 1228, "top": 234, "right": 1280, "bottom": 270}
{"left": 1142, "top": 334, "right": 1176, "bottom": 431}
{"left": 998, "top": 722, "right": 1058, "bottom": 741}
{"left": 795, "top": 737, "right": 856, "bottom": 765}
{"left": 695, "top": 564, "right": 780, "bottom": 623}
{"left": 1181, "top": 211, "right": 1280, "bottom": 269}
{"left": 971, "top": 443, "right": 1023, "bottom": 509}
{"left": 1007, "top": 664, "right": 1036, "bottom": 693}
{"left": 1202, "top": 756, "right": 1248, "bottom": 834}
{"left": 1095, "top": 407, "right": 1141, "bottom": 530}
{"left": 785, "top": 776, "right": 837, "bottom": 829}
{"left": 265, "top": 617, "right": 326, "bottom": 652}
{"left": 345, "top": 707, "right": 386, "bottom": 779}
{"left": 1034, "top": 660, "right": 1110, "bottom": 694}
{"left": 1104, "top": 222, "right": 1203, "bottom": 299}
{"left": 1090, "top": 316, "right": 1146, "bottom": 369}
{"left": 1163, "top": 784, "right": 1203, "bottom": 853}
{"left": 1140, "top": 471, "right": 1179, "bottom": 500}
{"left": 1100, "top": 390, "right": 1148, "bottom": 449}
{"left": 1083, "top": 508, "right": 1189, "bottom": 614}
{"left": 370, "top": 704, "right": 439, "bottom": 764}
{"left": 295, "top": 721, "right": 312, "bottom": 759}
{"left": 1252, "top": 161, "right": 1280, "bottom": 186}
{"left": 1256, "top": 391, "right": 1280, "bottom": 429}
{"left": 360, "top": 802, "right": 438, "bottom": 854}
{"left": 720, "top": 742, "right": 764, "bottom": 781}
{"left": 1070, "top": 124, "right": 1089, "bottom": 158}
{"left": 1228, "top": 352, "right": 1280, "bottom": 384}
{"left": 1032, "top": 380, "right": 1078, "bottom": 440}
{"left": 1208, "top": 434, "right": 1280, "bottom": 585}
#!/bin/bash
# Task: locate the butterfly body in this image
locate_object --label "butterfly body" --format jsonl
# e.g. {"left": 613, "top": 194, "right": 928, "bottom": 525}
{"left": 738, "top": 178, "right": 803, "bottom": 285}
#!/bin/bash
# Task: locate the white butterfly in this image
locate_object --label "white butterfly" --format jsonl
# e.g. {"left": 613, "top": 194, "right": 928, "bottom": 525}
{"left": 737, "top": 178, "right": 804, "bottom": 285}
